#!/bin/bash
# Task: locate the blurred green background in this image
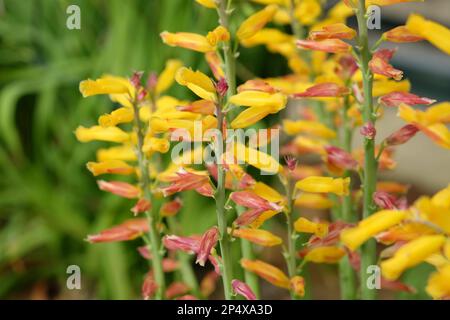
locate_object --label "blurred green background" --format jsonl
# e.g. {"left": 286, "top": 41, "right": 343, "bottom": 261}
{"left": 0, "top": 0, "right": 449, "bottom": 299}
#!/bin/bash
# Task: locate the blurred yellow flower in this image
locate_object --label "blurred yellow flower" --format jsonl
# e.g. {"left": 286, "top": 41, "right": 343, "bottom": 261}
{"left": 295, "top": 176, "right": 350, "bottom": 196}
{"left": 237, "top": 5, "right": 278, "bottom": 40}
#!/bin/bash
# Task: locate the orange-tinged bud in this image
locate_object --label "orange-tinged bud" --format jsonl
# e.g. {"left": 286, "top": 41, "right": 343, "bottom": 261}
{"left": 294, "top": 217, "right": 328, "bottom": 237}
{"left": 230, "top": 191, "right": 282, "bottom": 211}
{"left": 97, "top": 180, "right": 140, "bottom": 198}
{"left": 296, "top": 176, "right": 350, "bottom": 196}
{"left": 160, "top": 198, "right": 182, "bottom": 217}
{"left": 87, "top": 218, "right": 148, "bottom": 243}
{"left": 369, "top": 50, "right": 403, "bottom": 80}
{"left": 289, "top": 276, "right": 305, "bottom": 297}
{"left": 379, "top": 91, "right": 435, "bottom": 107}
{"left": 381, "top": 235, "right": 446, "bottom": 281}
{"left": 294, "top": 193, "right": 333, "bottom": 209}
{"left": 195, "top": 0, "right": 216, "bottom": 9}
{"left": 232, "top": 228, "right": 282, "bottom": 247}
{"left": 165, "top": 282, "right": 189, "bottom": 299}
{"left": 161, "top": 168, "right": 214, "bottom": 197}
{"left": 237, "top": 5, "right": 278, "bottom": 40}
{"left": 406, "top": 14, "right": 450, "bottom": 55}
{"left": 237, "top": 79, "right": 277, "bottom": 94}
{"left": 86, "top": 160, "right": 134, "bottom": 176}
{"left": 175, "top": 67, "right": 217, "bottom": 102}
{"left": 131, "top": 198, "right": 151, "bottom": 216}
{"left": 142, "top": 272, "right": 157, "bottom": 300}
{"left": 309, "top": 23, "right": 356, "bottom": 40}
{"left": 178, "top": 99, "right": 215, "bottom": 115}
{"left": 383, "top": 26, "right": 424, "bottom": 43}
{"left": 385, "top": 124, "right": 419, "bottom": 146}
{"left": 205, "top": 52, "right": 225, "bottom": 81}
{"left": 303, "top": 246, "right": 346, "bottom": 263}
{"left": 241, "top": 259, "right": 290, "bottom": 288}
{"left": 206, "top": 26, "right": 230, "bottom": 46}
{"left": 341, "top": 210, "right": 407, "bottom": 251}
{"left": 75, "top": 125, "right": 130, "bottom": 143}
{"left": 296, "top": 39, "right": 351, "bottom": 53}
{"left": 292, "top": 82, "right": 350, "bottom": 98}
{"left": 160, "top": 31, "right": 215, "bottom": 53}
{"left": 283, "top": 120, "right": 336, "bottom": 139}
{"left": 142, "top": 137, "right": 170, "bottom": 154}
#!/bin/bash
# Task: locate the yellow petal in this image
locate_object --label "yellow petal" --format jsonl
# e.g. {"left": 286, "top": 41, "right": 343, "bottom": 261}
{"left": 232, "top": 228, "right": 282, "bottom": 246}
{"left": 304, "top": 246, "right": 345, "bottom": 263}
{"left": 295, "top": 176, "right": 350, "bottom": 196}
{"left": 426, "top": 264, "right": 450, "bottom": 300}
{"left": 175, "top": 67, "right": 217, "bottom": 102}
{"left": 96, "top": 145, "right": 137, "bottom": 162}
{"left": 75, "top": 126, "right": 130, "bottom": 143}
{"left": 237, "top": 5, "right": 278, "bottom": 40}
{"left": 372, "top": 79, "right": 410, "bottom": 97}
{"left": 80, "top": 78, "right": 131, "bottom": 98}
{"left": 155, "top": 59, "right": 183, "bottom": 94}
{"left": 86, "top": 160, "right": 134, "bottom": 176}
{"left": 283, "top": 119, "right": 336, "bottom": 139}
{"left": 294, "top": 217, "right": 328, "bottom": 237}
{"left": 160, "top": 31, "right": 215, "bottom": 52}
{"left": 98, "top": 107, "right": 134, "bottom": 127}
{"left": 406, "top": 14, "right": 450, "bottom": 55}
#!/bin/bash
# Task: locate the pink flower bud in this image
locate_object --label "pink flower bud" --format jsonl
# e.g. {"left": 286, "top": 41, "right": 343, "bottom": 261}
{"left": 284, "top": 155, "right": 297, "bottom": 171}
{"left": 325, "top": 145, "right": 358, "bottom": 170}
{"left": 234, "top": 208, "right": 265, "bottom": 227}
{"left": 87, "top": 218, "right": 148, "bottom": 243}
{"left": 163, "top": 235, "right": 200, "bottom": 253}
{"left": 232, "top": 279, "right": 257, "bottom": 300}
{"left": 369, "top": 49, "right": 403, "bottom": 80}
{"left": 373, "top": 191, "right": 397, "bottom": 209}
{"left": 337, "top": 54, "right": 358, "bottom": 79}
{"left": 379, "top": 91, "right": 435, "bottom": 107}
{"left": 146, "top": 72, "right": 158, "bottom": 91}
{"left": 360, "top": 122, "right": 376, "bottom": 140}
{"left": 142, "top": 271, "right": 157, "bottom": 300}
{"left": 385, "top": 124, "right": 419, "bottom": 146}
{"left": 137, "top": 246, "right": 152, "bottom": 259}
{"left": 130, "top": 71, "right": 144, "bottom": 89}
{"left": 292, "top": 82, "right": 350, "bottom": 98}
{"left": 162, "top": 258, "right": 180, "bottom": 272}
{"left": 395, "top": 197, "right": 409, "bottom": 210}
{"left": 230, "top": 191, "right": 282, "bottom": 211}
{"left": 160, "top": 198, "right": 182, "bottom": 217}
{"left": 216, "top": 77, "right": 228, "bottom": 97}
{"left": 97, "top": 180, "right": 140, "bottom": 199}
{"left": 196, "top": 227, "right": 219, "bottom": 266}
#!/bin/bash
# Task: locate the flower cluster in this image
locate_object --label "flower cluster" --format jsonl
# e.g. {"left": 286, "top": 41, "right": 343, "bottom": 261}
{"left": 76, "top": 0, "right": 450, "bottom": 300}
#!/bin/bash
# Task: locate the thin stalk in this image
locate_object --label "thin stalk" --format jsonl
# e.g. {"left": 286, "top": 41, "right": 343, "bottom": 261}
{"left": 167, "top": 217, "right": 201, "bottom": 298}
{"left": 132, "top": 101, "right": 165, "bottom": 300}
{"left": 285, "top": 176, "right": 299, "bottom": 300}
{"left": 356, "top": 0, "right": 378, "bottom": 300}
{"left": 338, "top": 94, "right": 357, "bottom": 300}
{"left": 236, "top": 206, "right": 260, "bottom": 298}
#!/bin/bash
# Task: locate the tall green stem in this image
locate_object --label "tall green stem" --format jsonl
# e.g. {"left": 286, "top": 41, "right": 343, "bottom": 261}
{"left": 132, "top": 101, "right": 165, "bottom": 300}
{"left": 356, "top": 0, "right": 377, "bottom": 300}
{"left": 285, "top": 176, "right": 299, "bottom": 300}
{"left": 338, "top": 94, "right": 357, "bottom": 300}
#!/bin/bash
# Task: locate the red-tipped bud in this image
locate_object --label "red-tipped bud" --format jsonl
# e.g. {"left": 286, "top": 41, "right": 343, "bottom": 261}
{"left": 325, "top": 146, "right": 358, "bottom": 170}
{"left": 230, "top": 191, "right": 282, "bottom": 211}
{"left": 369, "top": 49, "right": 403, "bottom": 80}
{"left": 163, "top": 235, "right": 200, "bottom": 253}
{"left": 196, "top": 227, "right": 219, "bottom": 267}
{"left": 142, "top": 271, "right": 157, "bottom": 300}
{"left": 360, "top": 122, "right": 376, "bottom": 140}
{"left": 233, "top": 208, "right": 265, "bottom": 227}
{"left": 131, "top": 198, "right": 151, "bottom": 216}
{"left": 232, "top": 279, "right": 257, "bottom": 300}
{"left": 130, "top": 71, "right": 144, "bottom": 89}
{"left": 137, "top": 246, "right": 152, "bottom": 259}
{"left": 160, "top": 198, "right": 182, "bottom": 217}
{"left": 166, "top": 282, "right": 189, "bottom": 299}
{"left": 237, "top": 79, "right": 277, "bottom": 93}
{"left": 87, "top": 218, "right": 148, "bottom": 243}
{"left": 379, "top": 91, "right": 435, "bottom": 107}
{"left": 296, "top": 39, "right": 351, "bottom": 53}
{"left": 161, "top": 168, "right": 214, "bottom": 198}
{"left": 337, "top": 54, "right": 358, "bottom": 79}
{"left": 177, "top": 100, "right": 215, "bottom": 115}
{"left": 216, "top": 78, "right": 228, "bottom": 97}
{"left": 385, "top": 124, "right": 419, "bottom": 146}
{"left": 373, "top": 191, "right": 397, "bottom": 209}
{"left": 292, "top": 82, "right": 350, "bottom": 98}
{"left": 162, "top": 258, "right": 180, "bottom": 272}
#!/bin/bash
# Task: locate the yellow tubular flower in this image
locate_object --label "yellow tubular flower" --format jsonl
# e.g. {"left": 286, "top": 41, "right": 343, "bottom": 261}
{"left": 295, "top": 193, "right": 333, "bottom": 209}
{"left": 406, "top": 14, "right": 450, "bottom": 55}
{"left": 230, "top": 91, "right": 286, "bottom": 109}
{"left": 294, "top": 217, "right": 328, "bottom": 237}
{"left": 381, "top": 235, "right": 446, "bottom": 281}
{"left": 155, "top": 59, "right": 183, "bottom": 95}
{"left": 86, "top": 160, "right": 135, "bottom": 176}
{"left": 241, "top": 259, "right": 290, "bottom": 288}
{"left": 96, "top": 145, "right": 136, "bottom": 162}
{"left": 424, "top": 102, "right": 450, "bottom": 124}
{"left": 432, "top": 184, "right": 450, "bottom": 209}
{"left": 251, "top": 0, "right": 287, "bottom": 4}
{"left": 341, "top": 210, "right": 407, "bottom": 251}
{"left": 283, "top": 120, "right": 336, "bottom": 139}
{"left": 296, "top": 176, "right": 350, "bottom": 196}
{"left": 290, "top": 276, "right": 305, "bottom": 297}
{"left": 160, "top": 31, "right": 215, "bottom": 53}
{"left": 295, "top": 0, "right": 321, "bottom": 26}
{"left": 240, "top": 28, "right": 292, "bottom": 47}
{"left": 228, "top": 142, "right": 282, "bottom": 174}
{"left": 304, "top": 246, "right": 346, "bottom": 263}
{"left": 195, "top": 0, "right": 216, "bottom": 8}
{"left": 231, "top": 107, "right": 271, "bottom": 129}
{"left": 232, "top": 228, "right": 282, "bottom": 246}
{"left": 75, "top": 126, "right": 130, "bottom": 143}
{"left": 206, "top": 26, "right": 230, "bottom": 46}
{"left": 426, "top": 264, "right": 450, "bottom": 300}
{"left": 175, "top": 67, "right": 217, "bottom": 102}
{"left": 252, "top": 181, "right": 285, "bottom": 203}
{"left": 415, "top": 196, "right": 450, "bottom": 234}
{"left": 142, "top": 137, "right": 170, "bottom": 154}
{"left": 98, "top": 107, "right": 134, "bottom": 127}
{"left": 249, "top": 210, "right": 280, "bottom": 229}
{"left": 372, "top": 79, "right": 411, "bottom": 97}
{"left": 237, "top": 5, "right": 278, "bottom": 40}
{"left": 328, "top": 1, "right": 354, "bottom": 22}
{"left": 79, "top": 77, "right": 131, "bottom": 97}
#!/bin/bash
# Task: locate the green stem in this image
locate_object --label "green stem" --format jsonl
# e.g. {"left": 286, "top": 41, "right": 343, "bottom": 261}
{"left": 236, "top": 206, "right": 260, "bottom": 298}
{"left": 338, "top": 94, "right": 357, "bottom": 300}
{"left": 356, "top": 0, "right": 378, "bottom": 300}
{"left": 167, "top": 217, "right": 201, "bottom": 298}
{"left": 132, "top": 101, "right": 165, "bottom": 300}
{"left": 285, "top": 176, "right": 299, "bottom": 300}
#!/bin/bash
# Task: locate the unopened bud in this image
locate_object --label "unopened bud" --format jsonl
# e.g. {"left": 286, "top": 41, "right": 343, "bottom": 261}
{"left": 360, "top": 122, "right": 376, "bottom": 140}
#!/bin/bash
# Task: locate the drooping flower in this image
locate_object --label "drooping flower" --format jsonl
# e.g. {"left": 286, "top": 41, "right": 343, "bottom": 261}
{"left": 155, "top": 59, "right": 183, "bottom": 95}
{"left": 303, "top": 246, "right": 346, "bottom": 263}
{"left": 196, "top": 227, "right": 219, "bottom": 266}
{"left": 340, "top": 210, "right": 408, "bottom": 251}
{"left": 241, "top": 259, "right": 290, "bottom": 288}
{"left": 86, "top": 160, "right": 134, "bottom": 176}
{"left": 381, "top": 235, "right": 446, "bottom": 280}
{"left": 160, "top": 31, "right": 215, "bottom": 52}
{"left": 385, "top": 124, "right": 419, "bottom": 146}
{"left": 79, "top": 76, "right": 133, "bottom": 97}
{"left": 231, "top": 228, "right": 282, "bottom": 247}
{"left": 379, "top": 91, "right": 435, "bottom": 107}
{"left": 237, "top": 5, "right": 278, "bottom": 40}
{"left": 296, "top": 39, "right": 351, "bottom": 53}
{"left": 87, "top": 218, "right": 149, "bottom": 243}
{"left": 97, "top": 180, "right": 140, "bottom": 199}
{"left": 292, "top": 82, "right": 350, "bottom": 98}
{"left": 383, "top": 26, "right": 424, "bottom": 43}
{"left": 294, "top": 193, "right": 334, "bottom": 209}
{"left": 369, "top": 49, "right": 403, "bottom": 80}
{"left": 75, "top": 126, "right": 130, "bottom": 143}
{"left": 406, "top": 14, "right": 450, "bottom": 55}
{"left": 308, "top": 23, "right": 356, "bottom": 40}
{"left": 175, "top": 67, "right": 218, "bottom": 102}
{"left": 294, "top": 217, "right": 328, "bottom": 238}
